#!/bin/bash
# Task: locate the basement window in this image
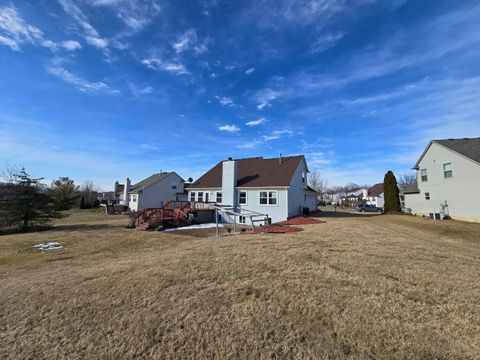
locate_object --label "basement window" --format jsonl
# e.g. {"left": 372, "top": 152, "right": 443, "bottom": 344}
{"left": 425, "top": 192, "right": 430, "bottom": 200}
{"left": 443, "top": 163, "right": 453, "bottom": 178}
{"left": 190, "top": 192, "right": 196, "bottom": 202}
{"left": 239, "top": 216, "right": 246, "bottom": 224}
{"left": 420, "top": 169, "right": 428, "bottom": 182}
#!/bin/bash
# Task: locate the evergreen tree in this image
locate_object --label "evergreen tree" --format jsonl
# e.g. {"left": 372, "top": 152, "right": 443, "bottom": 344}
{"left": 383, "top": 171, "right": 401, "bottom": 212}
{"left": 0, "top": 169, "right": 62, "bottom": 231}
{"left": 79, "top": 196, "right": 87, "bottom": 209}
{"left": 49, "top": 177, "right": 80, "bottom": 210}
{"left": 92, "top": 199, "right": 100, "bottom": 208}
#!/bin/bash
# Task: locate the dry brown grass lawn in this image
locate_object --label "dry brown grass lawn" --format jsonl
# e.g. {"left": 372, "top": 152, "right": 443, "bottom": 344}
{"left": 1, "top": 209, "right": 479, "bottom": 359}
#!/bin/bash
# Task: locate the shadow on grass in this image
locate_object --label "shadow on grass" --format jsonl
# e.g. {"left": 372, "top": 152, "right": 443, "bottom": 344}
{"left": 311, "top": 210, "right": 380, "bottom": 219}
{"left": 51, "top": 223, "right": 124, "bottom": 232}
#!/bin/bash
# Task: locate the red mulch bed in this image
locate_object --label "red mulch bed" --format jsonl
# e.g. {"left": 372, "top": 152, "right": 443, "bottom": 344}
{"left": 252, "top": 225, "right": 303, "bottom": 234}
{"left": 279, "top": 217, "right": 326, "bottom": 225}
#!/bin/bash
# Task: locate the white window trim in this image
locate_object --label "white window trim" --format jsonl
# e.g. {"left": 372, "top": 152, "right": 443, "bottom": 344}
{"left": 238, "top": 191, "right": 248, "bottom": 205}
{"left": 190, "top": 192, "right": 196, "bottom": 202}
{"left": 443, "top": 162, "right": 453, "bottom": 179}
{"left": 198, "top": 191, "right": 204, "bottom": 202}
{"left": 420, "top": 168, "right": 428, "bottom": 182}
{"left": 216, "top": 191, "right": 222, "bottom": 204}
{"left": 258, "top": 190, "right": 278, "bottom": 206}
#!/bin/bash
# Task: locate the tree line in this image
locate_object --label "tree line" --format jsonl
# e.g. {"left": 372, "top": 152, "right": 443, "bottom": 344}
{"left": 0, "top": 166, "right": 101, "bottom": 234}
{"left": 308, "top": 169, "right": 415, "bottom": 213}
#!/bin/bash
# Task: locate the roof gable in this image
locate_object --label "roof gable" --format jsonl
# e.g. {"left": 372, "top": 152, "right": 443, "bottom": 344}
{"left": 414, "top": 138, "right": 480, "bottom": 168}
{"left": 130, "top": 172, "right": 183, "bottom": 193}
{"left": 190, "top": 155, "right": 305, "bottom": 189}
{"left": 368, "top": 183, "right": 384, "bottom": 197}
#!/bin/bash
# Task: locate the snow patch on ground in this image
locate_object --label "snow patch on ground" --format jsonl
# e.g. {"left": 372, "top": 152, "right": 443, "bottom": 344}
{"left": 33, "top": 242, "right": 64, "bottom": 251}
{"left": 164, "top": 223, "right": 224, "bottom": 232}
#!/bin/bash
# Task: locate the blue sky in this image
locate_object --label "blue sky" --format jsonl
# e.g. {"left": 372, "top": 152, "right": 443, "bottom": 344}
{"left": 1, "top": 0, "right": 480, "bottom": 190}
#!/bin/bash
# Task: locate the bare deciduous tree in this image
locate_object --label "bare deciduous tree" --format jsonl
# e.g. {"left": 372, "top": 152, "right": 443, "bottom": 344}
{"left": 0, "top": 163, "right": 20, "bottom": 183}
{"left": 79, "top": 180, "right": 99, "bottom": 208}
{"left": 397, "top": 172, "right": 416, "bottom": 190}
{"left": 308, "top": 170, "right": 328, "bottom": 202}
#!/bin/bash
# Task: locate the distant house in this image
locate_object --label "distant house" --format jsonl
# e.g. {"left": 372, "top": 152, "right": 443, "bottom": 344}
{"left": 187, "top": 155, "right": 318, "bottom": 224}
{"left": 115, "top": 172, "right": 185, "bottom": 212}
{"left": 365, "top": 183, "right": 384, "bottom": 208}
{"left": 404, "top": 138, "right": 480, "bottom": 222}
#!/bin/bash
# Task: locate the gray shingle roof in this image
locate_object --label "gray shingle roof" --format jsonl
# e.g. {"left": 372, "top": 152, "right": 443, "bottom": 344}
{"left": 189, "top": 155, "right": 305, "bottom": 189}
{"left": 129, "top": 172, "right": 175, "bottom": 193}
{"left": 403, "top": 181, "right": 420, "bottom": 194}
{"left": 434, "top": 138, "right": 480, "bottom": 164}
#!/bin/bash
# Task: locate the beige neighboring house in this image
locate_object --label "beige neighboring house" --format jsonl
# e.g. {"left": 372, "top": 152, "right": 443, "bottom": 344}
{"left": 114, "top": 172, "right": 185, "bottom": 212}
{"left": 404, "top": 138, "right": 480, "bottom": 222}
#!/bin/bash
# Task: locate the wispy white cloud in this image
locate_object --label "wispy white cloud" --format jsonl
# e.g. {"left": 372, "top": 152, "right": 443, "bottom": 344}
{"left": 262, "top": 129, "right": 293, "bottom": 141}
{"left": 62, "top": 40, "right": 82, "bottom": 51}
{"left": 310, "top": 32, "right": 344, "bottom": 54}
{"left": 218, "top": 124, "right": 240, "bottom": 132}
{"left": 255, "top": 4, "right": 480, "bottom": 105}
{"left": 255, "top": 88, "right": 282, "bottom": 110}
{"left": 245, "top": 67, "right": 255, "bottom": 75}
{"left": 87, "top": 0, "right": 161, "bottom": 31}
{"left": 142, "top": 57, "right": 189, "bottom": 75}
{"left": 129, "top": 84, "right": 153, "bottom": 96}
{"left": 0, "top": 5, "right": 55, "bottom": 51}
{"left": 58, "top": 0, "right": 109, "bottom": 49}
{"left": 245, "top": 118, "right": 266, "bottom": 126}
{"left": 46, "top": 58, "right": 119, "bottom": 94}
{"left": 215, "top": 96, "right": 241, "bottom": 108}
{"left": 172, "top": 29, "right": 208, "bottom": 55}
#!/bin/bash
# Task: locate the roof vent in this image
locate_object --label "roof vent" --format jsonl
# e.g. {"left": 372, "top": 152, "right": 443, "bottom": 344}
{"left": 228, "top": 157, "right": 233, "bottom": 161}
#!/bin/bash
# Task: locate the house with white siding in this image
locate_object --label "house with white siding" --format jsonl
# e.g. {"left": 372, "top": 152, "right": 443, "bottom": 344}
{"left": 115, "top": 172, "right": 185, "bottom": 212}
{"left": 364, "top": 183, "right": 384, "bottom": 208}
{"left": 187, "top": 155, "right": 318, "bottom": 224}
{"left": 404, "top": 138, "right": 480, "bottom": 222}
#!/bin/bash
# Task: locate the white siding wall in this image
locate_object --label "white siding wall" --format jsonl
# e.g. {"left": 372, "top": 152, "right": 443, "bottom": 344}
{"left": 132, "top": 174, "right": 184, "bottom": 212}
{"left": 288, "top": 160, "right": 309, "bottom": 217}
{"left": 366, "top": 195, "right": 384, "bottom": 207}
{"left": 222, "top": 160, "right": 237, "bottom": 206}
{"left": 404, "top": 142, "right": 480, "bottom": 222}
{"left": 187, "top": 188, "right": 288, "bottom": 223}
{"left": 306, "top": 193, "right": 317, "bottom": 211}
{"left": 234, "top": 188, "right": 288, "bottom": 224}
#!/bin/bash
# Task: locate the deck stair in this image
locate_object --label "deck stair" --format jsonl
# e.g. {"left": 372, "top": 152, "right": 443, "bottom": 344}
{"left": 136, "top": 201, "right": 215, "bottom": 230}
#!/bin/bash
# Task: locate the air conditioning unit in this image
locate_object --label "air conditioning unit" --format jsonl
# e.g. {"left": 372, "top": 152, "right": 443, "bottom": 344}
{"left": 429, "top": 212, "right": 443, "bottom": 220}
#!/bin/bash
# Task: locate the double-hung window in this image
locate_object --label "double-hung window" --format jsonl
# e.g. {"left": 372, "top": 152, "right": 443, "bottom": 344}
{"left": 216, "top": 192, "right": 222, "bottom": 203}
{"left": 239, "top": 191, "right": 247, "bottom": 205}
{"left": 190, "top": 192, "right": 196, "bottom": 202}
{"left": 443, "top": 163, "right": 453, "bottom": 178}
{"left": 420, "top": 169, "right": 428, "bottom": 182}
{"left": 259, "top": 191, "right": 277, "bottom": 205}
{"left": 198, "top": 192, "right": 204, "bottom": 202}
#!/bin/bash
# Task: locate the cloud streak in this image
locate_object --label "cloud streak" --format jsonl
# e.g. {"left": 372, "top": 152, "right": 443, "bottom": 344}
{"left": 142, "top": 57, "right": 189, "bottom": 75}
{"left": 58, "top": 0, "right": 109, "bottom": 49}
{"left": 218, "top": 124, "right": 240, "bottom": 132}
